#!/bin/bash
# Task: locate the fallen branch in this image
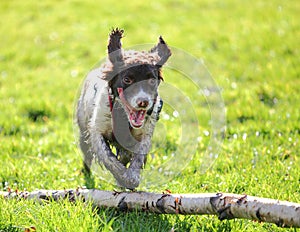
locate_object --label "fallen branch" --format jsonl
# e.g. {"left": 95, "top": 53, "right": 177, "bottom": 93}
{"left": 1, "top": 189, "right": 299, "bottom": 228}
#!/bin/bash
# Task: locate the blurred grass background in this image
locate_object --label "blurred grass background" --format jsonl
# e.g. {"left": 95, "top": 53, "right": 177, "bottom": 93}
{"left": 0, "top": 0, "right": 299, "bottom": 231}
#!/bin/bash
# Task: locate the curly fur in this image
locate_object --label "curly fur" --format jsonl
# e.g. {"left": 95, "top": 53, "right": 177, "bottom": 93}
{"left": 77, "top": 28, "right": 171, "bottom": 189}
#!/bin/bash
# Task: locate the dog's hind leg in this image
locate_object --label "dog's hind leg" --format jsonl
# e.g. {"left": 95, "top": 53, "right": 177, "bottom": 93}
{"left": 78, "top": 131, "right": 96, "bottom": 188}
{"left": 79, "top": 133, "right": 93, "bottom": 174}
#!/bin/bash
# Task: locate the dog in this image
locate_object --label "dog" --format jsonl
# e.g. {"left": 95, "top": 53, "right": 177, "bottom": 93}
{"left": 76, "top": 28, "right": 171, "bottom": 189}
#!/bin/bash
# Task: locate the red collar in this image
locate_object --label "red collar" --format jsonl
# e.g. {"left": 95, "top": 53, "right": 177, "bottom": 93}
{"left": 108, "top": 87, "right": 126, "bottom": 112}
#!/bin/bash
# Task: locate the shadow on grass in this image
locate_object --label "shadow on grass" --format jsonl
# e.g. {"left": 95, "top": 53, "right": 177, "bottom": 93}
{"left": 96, "top": 209, "right": 174, "bottom": 231}
{"left": 95, "top": 208, "right": 234, "bottom": 231}
{"left": 82, "top": 164, "right": 95, "bottom": 189}
{"left": 0, "top": 222, "right": 22, "bottom": 232}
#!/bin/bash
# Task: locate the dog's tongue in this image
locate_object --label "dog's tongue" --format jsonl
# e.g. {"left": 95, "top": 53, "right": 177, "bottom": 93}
{"left": 130, "top": 110, "right": 146, "bottom": 128}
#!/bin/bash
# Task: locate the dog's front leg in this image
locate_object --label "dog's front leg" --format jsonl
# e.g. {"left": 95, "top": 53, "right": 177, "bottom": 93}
{"left": 125, "top": 131, "right": 153, "bottom": 184}
{"left": 127, "top": 152, "right": 147, "bottom": 178}
{"left": 89, "top": 129, "right": 141, "bottom": 189}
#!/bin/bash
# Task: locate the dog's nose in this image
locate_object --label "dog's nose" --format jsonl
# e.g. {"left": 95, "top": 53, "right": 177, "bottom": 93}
{"left": 137, "top": 98, "right": 149, "bottom": 108}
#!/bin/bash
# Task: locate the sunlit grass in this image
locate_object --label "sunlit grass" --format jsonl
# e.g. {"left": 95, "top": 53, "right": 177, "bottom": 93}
{"left": 0, "top": 0, "right": 299, "bottom": 231}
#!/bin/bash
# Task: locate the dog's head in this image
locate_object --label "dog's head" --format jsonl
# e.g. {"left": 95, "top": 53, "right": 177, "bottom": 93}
{"left": 104, "top": 28, "right": 171, "bottom": 129}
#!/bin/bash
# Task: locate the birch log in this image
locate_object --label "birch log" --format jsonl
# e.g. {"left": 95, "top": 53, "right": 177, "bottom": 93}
{"left": 1, "top": 189, "right": 299, "bottom": 228}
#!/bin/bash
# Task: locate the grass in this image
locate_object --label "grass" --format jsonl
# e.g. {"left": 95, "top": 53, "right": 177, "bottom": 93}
{"left": 0, "top": 0, "right": 299, "bottom": 231}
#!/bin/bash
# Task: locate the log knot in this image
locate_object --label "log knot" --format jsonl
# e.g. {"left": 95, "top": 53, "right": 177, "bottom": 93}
{"left": 118, "top": 196, "right": 128, "bottom": 211}
{"left": 156, "top": 194, "right": 170, "bottom": 213}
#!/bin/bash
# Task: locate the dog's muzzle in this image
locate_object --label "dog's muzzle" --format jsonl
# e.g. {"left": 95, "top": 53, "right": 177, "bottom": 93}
{"left": 117, "top": 88, "right": 148, "bottom": 129}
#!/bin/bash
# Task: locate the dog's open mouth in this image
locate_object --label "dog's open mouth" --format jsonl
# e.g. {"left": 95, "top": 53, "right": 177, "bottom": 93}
{"left": 129, "top": 109, "right": 146, "bottom": 128}
{"left": 117, "top": 88, "right": 147, "bottom": 129}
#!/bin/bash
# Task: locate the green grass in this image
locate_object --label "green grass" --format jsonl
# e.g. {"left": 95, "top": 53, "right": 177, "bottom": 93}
{"left": 0, "top": 0, "right": 299, "bottom": 231}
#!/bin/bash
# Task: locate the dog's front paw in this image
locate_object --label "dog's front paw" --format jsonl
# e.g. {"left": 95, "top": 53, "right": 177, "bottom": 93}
{"left": 117, "top": 168, "right": 141, "bottom": 189}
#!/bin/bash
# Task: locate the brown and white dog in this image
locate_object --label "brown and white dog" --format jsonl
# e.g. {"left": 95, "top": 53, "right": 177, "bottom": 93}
{"left": 76, "top": 28, "right": 171, "bottom": 189}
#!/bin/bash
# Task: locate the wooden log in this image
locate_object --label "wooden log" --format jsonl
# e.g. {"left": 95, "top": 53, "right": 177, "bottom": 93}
{"left": 1, "top": 189, "right": 299, "bottom": 228}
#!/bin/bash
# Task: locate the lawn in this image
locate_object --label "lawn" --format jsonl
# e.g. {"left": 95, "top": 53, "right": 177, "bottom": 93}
{"left": 0, "top": 0, "right": 299, "bottom": 231}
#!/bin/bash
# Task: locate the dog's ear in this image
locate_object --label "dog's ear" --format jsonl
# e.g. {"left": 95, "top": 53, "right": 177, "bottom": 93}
{"left": 108, "top": 28, "right": 124, "bottom": 65}
{"left": 150, "top": 36, "right": 172, "bottom": 67}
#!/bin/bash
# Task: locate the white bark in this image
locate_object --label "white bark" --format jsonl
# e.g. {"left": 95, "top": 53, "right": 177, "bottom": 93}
{"left": 1, "top": 189, "right": 299, "bottom": 228}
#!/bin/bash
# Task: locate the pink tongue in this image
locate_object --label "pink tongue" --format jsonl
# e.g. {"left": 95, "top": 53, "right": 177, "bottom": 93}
{"left": 130, "top": 110, "right": 146, "bottom": 127}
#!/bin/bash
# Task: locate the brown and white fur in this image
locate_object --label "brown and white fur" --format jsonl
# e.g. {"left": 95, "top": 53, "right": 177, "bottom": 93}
{"left": 76, "top": 28, "right": 171, "bottom": 189}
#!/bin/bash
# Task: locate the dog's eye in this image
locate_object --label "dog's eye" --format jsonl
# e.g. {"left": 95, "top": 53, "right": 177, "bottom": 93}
{"left": 148, "top": 78, "right": 157, "bottom": 86}
{"left": 123, "top": 77, "right": 133, "bottom": 85}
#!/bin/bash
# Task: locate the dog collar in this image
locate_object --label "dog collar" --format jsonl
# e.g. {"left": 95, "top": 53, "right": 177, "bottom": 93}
{"left": 107, "top": 88, "right": 126, "bottom": 112}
